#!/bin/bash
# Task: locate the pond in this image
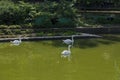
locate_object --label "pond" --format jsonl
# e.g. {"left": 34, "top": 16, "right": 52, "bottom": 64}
{"left": 0, "top": 39, "right": 120, "bottom": 80}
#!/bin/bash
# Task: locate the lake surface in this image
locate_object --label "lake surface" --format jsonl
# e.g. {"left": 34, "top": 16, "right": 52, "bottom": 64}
{"left": 0, "top": 39, "right": 120, "bottom": 80}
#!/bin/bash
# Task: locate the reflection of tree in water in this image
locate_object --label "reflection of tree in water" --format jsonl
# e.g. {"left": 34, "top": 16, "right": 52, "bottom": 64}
{"left": 51, "top": 39, "right": 98, "bottom": 48}
{"left": 97, "top": 39, "right": 114, "bottom": 44}
{"left": 43, "top": 35, "right": 120, "bottom": 49}
{"left": 51, "top": 40, "right": 65, "bottom": 47}
{"left": 75, "top": 39, "right": 98, "bottom": 49}
{"left": 103, "top": 35, "right": 120, "bottom": 42}
{"left": 40, "top": 40, "right": 66, "bottom": 47}
{"left": 50, "top": 39, "right": 110, "bottom": 48}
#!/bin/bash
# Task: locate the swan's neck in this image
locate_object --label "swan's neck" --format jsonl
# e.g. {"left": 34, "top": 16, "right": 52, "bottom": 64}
{"left": 72, "top": 35, "right": 74, "bottom": 41}
{"left": 72, "top": 35, "right": 74, "bottom": 46}
{"left": 68, "top": 45, "right": 71, "bottom": 51}
{"left": 19, "top": 38, "right": 21, "bottom": 42}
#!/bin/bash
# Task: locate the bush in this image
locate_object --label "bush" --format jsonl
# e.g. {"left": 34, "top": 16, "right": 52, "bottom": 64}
{"left": 13, "top": 29, "right": 21, "bottom": 34}
{"left": 34, "top": 0, "right": 80, "bottom": 28}
{"left": 18, "top": 1, "right": 37, "bottom": 24}
{"left": 36, "top": 32, "right": 44, "bottom": 36}
{"left": 56, "top": 17, "right": 75, "bottom": 27}
{"left": 0, "top": 25, "right": 21, "bottom": 29}
{"left": 55, "top": 0, "right": 78, "bottom": 27}
{"left": 0, "top": 0, "right": 18, "bottom": 25}
{"left": 0, "top": 25, "right": 8, "bottom": 29}
{"left": 34, "top": 12, "right": 53, "bottom": 28}
{"left": 82, "top": 13, "right": 120, "bottom": 25}
{"left": 0, "top": 0, "right": 37, "bottom": 25}
{"left": 8, "top": 25, "right": 21, "bottom": 29}
{"left": 2, "top": 29, "right": 13, "bottom": 35}
{"left": 0, "top": 0, "right": 81, "bottom": 28}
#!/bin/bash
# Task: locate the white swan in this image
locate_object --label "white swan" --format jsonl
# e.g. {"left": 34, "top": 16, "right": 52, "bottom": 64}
{"left": 11, "top": 36, "right": 22, "bottom": 46}
{"left": 63, "top": 35, "right": 74, "bottom": 45}
{"left": 61, "top": 45, "right": 72, "bottom": 61}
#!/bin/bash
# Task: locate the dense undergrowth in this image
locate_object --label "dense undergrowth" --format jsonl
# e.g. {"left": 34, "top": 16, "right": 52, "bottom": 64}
{"left": 0, "top": 0, "right": 82, "bottom": 28}
{"left": 0, "top": 0, "right": 119, "bottom": 28}
{"left": 0, "top": 0, "right": 119, "bottom": 38}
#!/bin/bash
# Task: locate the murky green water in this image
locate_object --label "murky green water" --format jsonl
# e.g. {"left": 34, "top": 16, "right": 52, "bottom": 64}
{"left": 0, "top": 39, "right": 120, "bottom": 80}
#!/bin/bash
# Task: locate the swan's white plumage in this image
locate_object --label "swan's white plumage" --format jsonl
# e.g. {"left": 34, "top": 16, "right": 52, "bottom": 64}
{"left": 11, "top": 36, "right": 22, "bottom": 45}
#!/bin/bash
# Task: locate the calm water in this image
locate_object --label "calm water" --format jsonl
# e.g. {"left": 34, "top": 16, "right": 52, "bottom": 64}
{"left": 0, "top": 40, "right": 120, "bottom": 80}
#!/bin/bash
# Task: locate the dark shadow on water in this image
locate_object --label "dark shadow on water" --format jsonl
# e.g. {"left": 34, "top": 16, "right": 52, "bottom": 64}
{"left": 40, "top": 40, "right": 67, "bottom": 47}
{"left": 50, "top": 39, "right": 99, "bottom": 49}
{"left": 51, "top": 40, "right": 67, "bottom": 47}
{"left": 103, "top": 35, "right": 120, "bottom": 42}
{"left": 97, "top": 39, "right": 115, "bottom": 44}
{"left": 52, "top": 39, "right": 117, "bottom": 49}
{"left": 40, "top": 34, "right": 120, "bottom": 49}
{"left": 74, "top": 39, "right": 98, "bottom": 49}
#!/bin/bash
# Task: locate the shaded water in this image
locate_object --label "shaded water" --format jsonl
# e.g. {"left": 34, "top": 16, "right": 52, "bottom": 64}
{"left": 0, "top": 40, "right": 120, "bottom": 80}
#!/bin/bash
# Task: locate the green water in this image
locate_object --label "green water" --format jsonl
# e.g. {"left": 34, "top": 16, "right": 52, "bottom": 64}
{"left": 0, "top": 40, "right": 120, "bottom": 80}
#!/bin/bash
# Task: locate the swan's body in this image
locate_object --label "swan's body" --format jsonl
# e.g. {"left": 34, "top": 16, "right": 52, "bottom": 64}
{"left": 61, "top": 50, "right": 71, "bottom": 57}
{"left": 11, "top": 37, "right": 22, "bottom": 46}
{"left": 63, "top": 35, "right": 74, "bottom": 45}
{"left": 61, "top": 45, "right": 71, "bottom": 58}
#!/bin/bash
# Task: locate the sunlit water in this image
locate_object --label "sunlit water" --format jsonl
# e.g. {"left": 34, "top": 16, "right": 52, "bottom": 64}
{"left": 0, "top": 40, "right": 120, "bottom": 80}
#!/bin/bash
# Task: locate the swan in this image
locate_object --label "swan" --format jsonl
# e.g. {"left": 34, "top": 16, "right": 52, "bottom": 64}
{"left": 11, "top": 36, "right": 22, "bottom": 46}
{"left": 61, "top": 45, "right": 72, "bottom": 60}
{"left": 63, "top": 35, "right": 74, "bottom": 45}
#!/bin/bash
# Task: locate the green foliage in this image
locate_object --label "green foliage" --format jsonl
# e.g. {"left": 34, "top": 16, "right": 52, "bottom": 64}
{"left": 0, "top": 24, "right": 34, "bottom": 29}
{"left": 55, "top": 0, "right": 78, "bottom": 27}
{"left": 36, "top": 32, "right": 44, "bottom": 36}
{"left": 56, "top": 17, "right": 75, "bottom": 27}
{"left": 0, "top": 25, "right": 8, "bottom": 29}
{"left": 0, "top": 0, "right": 81, "bottom": 28}
{"left": 34, "top": 0, "right": 79, "bottom": 28}
{"left": 82, "top": 13, "right": 120, "bottom": 25}
{"left": 76, "top": 0, "right": 120, "bottom": 9}
{"left": 34, "top": 12, "right": 53, "bottom": 28}
{"left": 0, "top": 25, "right": 21, "bottom": 29}
{"left": 36, "top": 1, "right": 58, "bottom": 13}
{"left": 18, "top": 1, "right": 37, "bottom": 23}
{"left": 2, "top": 29, "right": 13, "bottom": 35}
{"left": 13, "top": 29, "right": 21, "bottom": 34}
{"left": 0, "top": 0, "right": 18, "bottom": 25}
{"left": 0, "top": 0, "right": 37, "bottom": 25}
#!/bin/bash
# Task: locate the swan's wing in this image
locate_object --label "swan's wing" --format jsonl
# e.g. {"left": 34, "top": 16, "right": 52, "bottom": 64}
{"left": 61, "top": 50, "right": 68, "bottom": 54}
{"left": 63, "top": 39, "right": 72, "bottom": 42}
{"left": 63, "top": 39, "right": 72, "bottom": 44}
{"left": 61, "top": 50, "right": 71, "bottom": 55}
{"left": 13, "top": 40, "right": 19, "bottom": 42}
